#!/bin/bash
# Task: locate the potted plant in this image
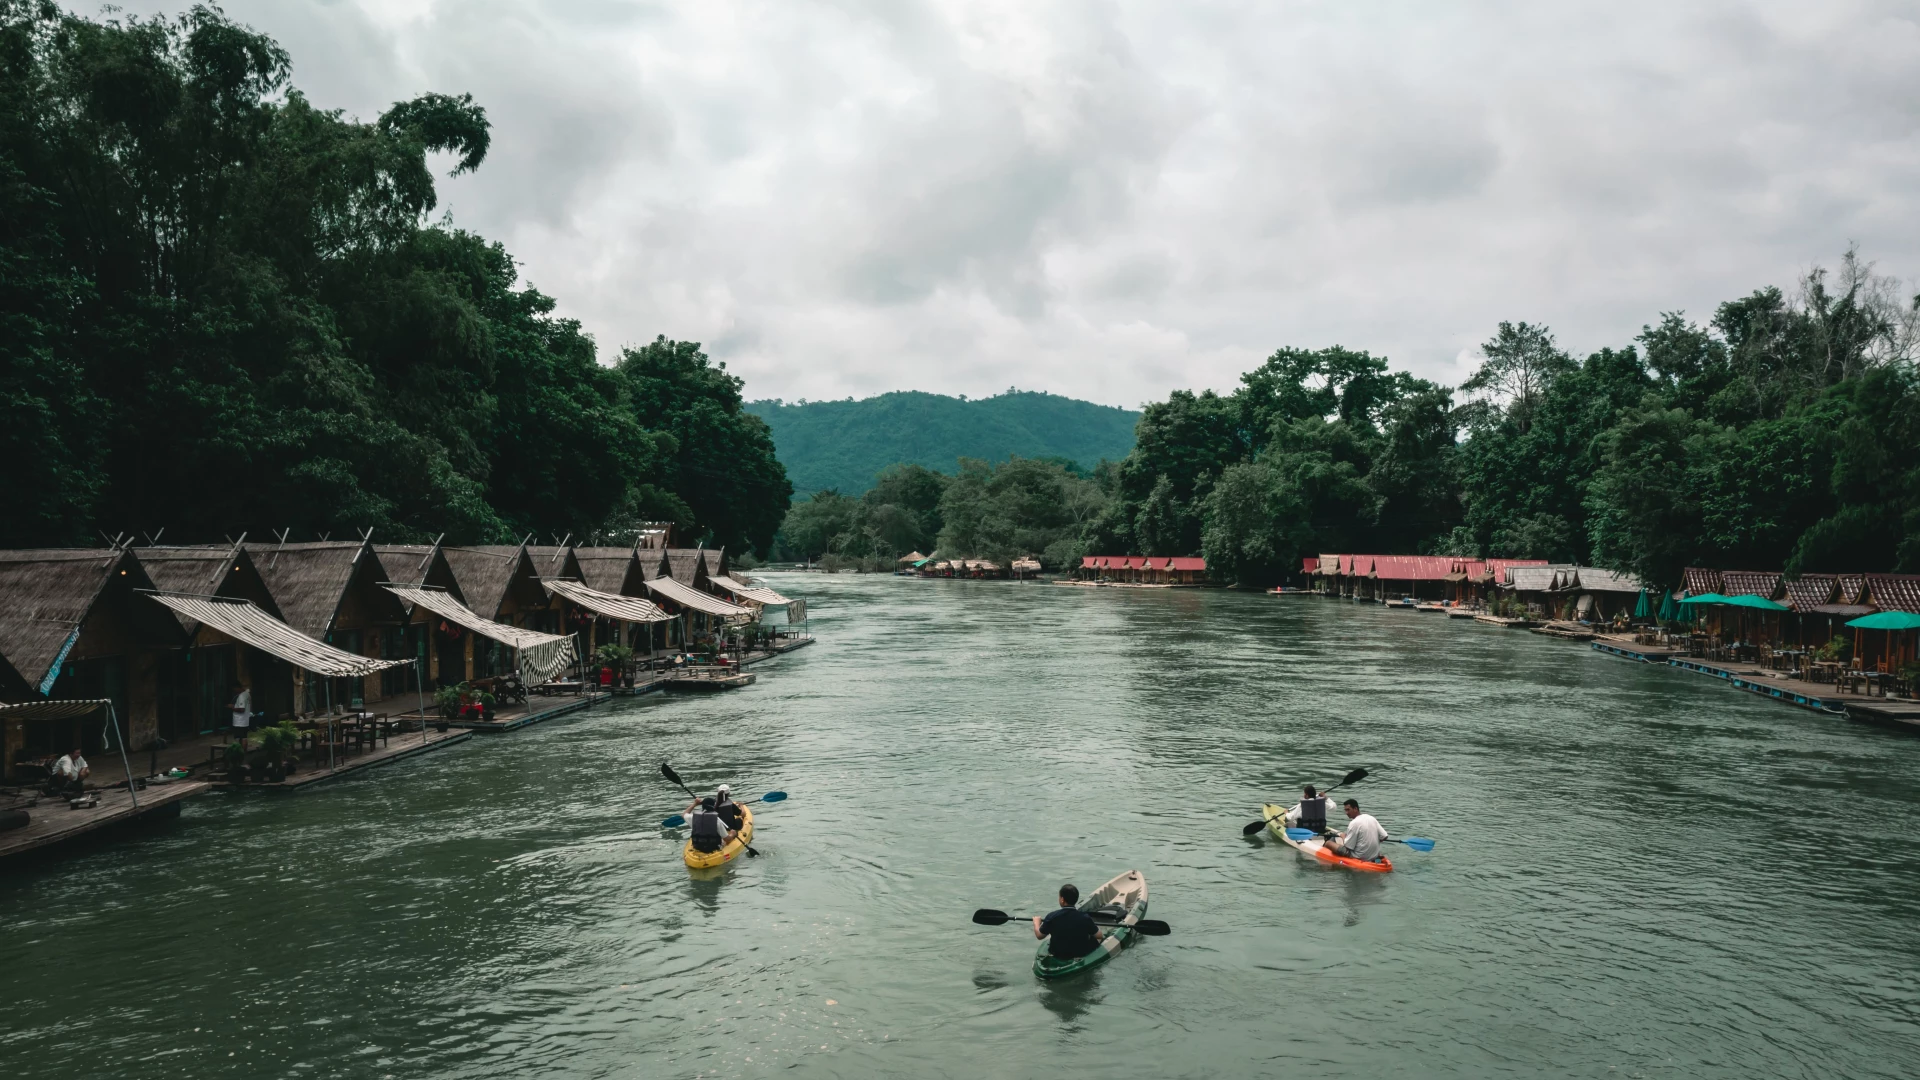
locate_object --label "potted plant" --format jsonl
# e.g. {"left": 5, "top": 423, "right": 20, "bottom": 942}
{"left": 223, "top": 740, "right": 247, "bottom": 783}
{"left": 595, "top": 643, "right": 634, "bottom": 688}
{"left": 478, "top": 689, "right": 496, "bottom": 721}
{"left": 256, "top": 721, "right": 300, "bottom": 782}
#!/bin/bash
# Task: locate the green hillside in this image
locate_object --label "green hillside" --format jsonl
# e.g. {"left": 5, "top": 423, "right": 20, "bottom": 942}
{"left": 746, "top": 390, "right": 1140, "bottom": 495}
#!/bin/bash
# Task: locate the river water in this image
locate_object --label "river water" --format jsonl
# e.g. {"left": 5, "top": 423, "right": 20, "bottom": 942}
{"left": 4, "top": 575, "right": 1919, "bottom": 1079}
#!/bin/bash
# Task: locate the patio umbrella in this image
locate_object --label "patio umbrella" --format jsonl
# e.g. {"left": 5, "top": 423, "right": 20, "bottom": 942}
{"left": 1657, "top": 590, "right": 1679, "bottom": 622}
{"left": 1719, "top": 593, "right": 1789, "bottom": 611}
{"left": 1634, "top": 589, "right": 1650, "bottom": 619}
{"left": 1845, "top": 610, "right": 1920, "bottom": 630}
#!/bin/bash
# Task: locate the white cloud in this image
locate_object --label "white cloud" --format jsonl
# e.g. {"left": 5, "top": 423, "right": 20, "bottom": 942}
{"left": 94, "top": 0, "right": 1920, "bottom": 408}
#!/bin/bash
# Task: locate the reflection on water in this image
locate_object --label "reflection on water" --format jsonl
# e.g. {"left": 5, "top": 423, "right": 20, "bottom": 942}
{"left": 2, "top": 575, "right": 1920, "bottom": 1080}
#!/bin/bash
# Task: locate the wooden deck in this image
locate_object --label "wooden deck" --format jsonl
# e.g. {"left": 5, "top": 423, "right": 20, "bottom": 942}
{"left": 0, "top": 779, "right": 209, "bottom": 863}
{"left": 228, "top": 727, "right": 473, "bottom": 788}
{"left": 663, "top": 670, "right": 756, "bottom": 692}
{"left": 1473, "top": 614, "right": 1531, "bottom": 628}
{"left": 1659, "top": 656, "right": 1920, "bottom": 729}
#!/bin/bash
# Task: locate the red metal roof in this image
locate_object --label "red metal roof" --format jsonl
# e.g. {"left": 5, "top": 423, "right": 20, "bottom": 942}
{"left": 1302, "top": 558, "right": 1318, "bottom": 574}
{"left": 1081, "top": 556, "right": 1098, "bottom": 568}
{"left": 1369, "top": 555, "right": 1459, "bottom": 581}
{"left": 1169, "top": 557, "right": 1206, "bottom": 571}
{"left": 1720, "top": 570, "right": 1782, "bottom": 599}
{"left": 1865, "top": 574, "right": 1920, "bottom": 613}
{"left": 1682, "top": 567, "right": 1722, "bottom": 596}
{"left": 1781, "top": 575, "right": 1837, "bottom": 612}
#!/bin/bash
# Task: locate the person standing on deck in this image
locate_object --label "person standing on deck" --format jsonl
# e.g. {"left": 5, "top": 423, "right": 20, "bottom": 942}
{"left": 230, "top": 681, "right": 253, "bottom": 749}
{"left": 1326, "top": 799, "right": 1389, "bottom": 862}
{"left": 1296, "top": 785, "right": 1331, "bottom": 835}
{"left": 1033, "top": 884, "right": 1105, "bottom": 960}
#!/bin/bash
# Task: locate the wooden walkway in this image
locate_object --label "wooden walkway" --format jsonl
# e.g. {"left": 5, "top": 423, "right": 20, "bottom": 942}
{"left": 0, "top": 779, "right": 209, "bottom": 863}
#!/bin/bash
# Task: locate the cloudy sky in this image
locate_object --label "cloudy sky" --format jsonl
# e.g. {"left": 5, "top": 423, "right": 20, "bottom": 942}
{"left": 103, "top": 1, "right": 1920, "bottom": 408}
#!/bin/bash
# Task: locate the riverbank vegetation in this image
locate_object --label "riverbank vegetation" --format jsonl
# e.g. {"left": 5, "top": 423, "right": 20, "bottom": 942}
{"left": 0, "top": 3, "right": 788, "bottom": 552}
{"left": 781, "top": 251, "right": 1920, "bottom": 589}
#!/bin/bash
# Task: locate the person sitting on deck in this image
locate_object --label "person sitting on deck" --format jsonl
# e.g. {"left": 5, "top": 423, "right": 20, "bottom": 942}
{"left": 1296, "top": 785, "right": 1331, "bottom": 835}
{"left": 686, "top": 797, "right": 735, "bottom": 853}
{"left": 1325, "top": 799, "right": 1389, "bottom": 863}
{"left": 52, "top": 748, "right": 89, "bottom": 795}
{"left": 1033, "top": 884, "right": 1105, "bottom": 960}
{"left": 713, "top": 784, "right": 745, "bottom": 831}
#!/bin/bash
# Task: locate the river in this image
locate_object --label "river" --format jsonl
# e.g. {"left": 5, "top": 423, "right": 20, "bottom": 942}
{"left": 4, "top": 575, "right": 1919, "bottom": 1079}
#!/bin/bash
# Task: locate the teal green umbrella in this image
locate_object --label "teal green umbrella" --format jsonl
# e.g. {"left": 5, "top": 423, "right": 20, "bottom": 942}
{"left": 1657, "top": 590, "right": 1679, "bottom": 622}
{"left": 1634, "top": 589, "right": 1650, "bottom": 618}
{"left": 1676, "top": 592, "right": 1726, "bottom": 621}
{"left": 1719, "top": 593, "right": 1789, "bottom": 611}
{"left": 1845, "top": 610, "right": 1920, "bottom": 630}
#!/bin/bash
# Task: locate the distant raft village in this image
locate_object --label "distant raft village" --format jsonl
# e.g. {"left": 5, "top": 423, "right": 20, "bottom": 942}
{"left": 0, "top": 529, "right": 810, "bottom": 862}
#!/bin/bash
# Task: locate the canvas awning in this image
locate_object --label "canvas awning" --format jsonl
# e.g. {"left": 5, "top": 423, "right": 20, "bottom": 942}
{"left": 644, "top": 576, "right": 754, "bottom": 618}
{"left": 383, "top": 584, "right": 577, "bottom": 683}
{"left": 0, "top": 698, "right": 113, "bottom": 720}
{"left": 541, "top": 578, "right": 674, "bottom": 623}
{"left": 711, "top": 574, "right": 793, "bottom": 606}
{"left": 145, "top": 593, "right": 410, "bottom": 677}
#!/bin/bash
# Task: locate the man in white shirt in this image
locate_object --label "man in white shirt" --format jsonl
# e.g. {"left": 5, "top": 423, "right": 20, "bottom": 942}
{"left": 1327, "top": 798, "right": 1389, "bottom": 863}
{"left": 53, "top": 747, "right": 89, "bottom": 794}
{"left": 230, "top": 682, "right": 252, "bottom": 748}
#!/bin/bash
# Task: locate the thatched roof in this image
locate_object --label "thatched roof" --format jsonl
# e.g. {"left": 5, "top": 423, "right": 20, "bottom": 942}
{"left": 440, "top": 546, "right": 525, "bottom": 620}
{"left": 699, "top": 548, "right": 727, "bottom": 580}
{"left": 244, "top": 540, "right": 403, "bottom": 639}
{"left": 635, "top": 548, "right": 669, "bottom": 581}
{"left": 665, "top": 549, "right": 706, "bottom": 586}
{"left": 574, "top": 546, "right": 641, "bottom": 594}
{"left": 374, "top": 543, "right": 465, "bottom": 612}
{"left": 525, "top": 545, "right": 583, "bottom": 586}
{"left": 0, "top": 548, "right": 177, "bottom": 697}
{"left": 138, "top": 544, "right": 282, "bottom": 633}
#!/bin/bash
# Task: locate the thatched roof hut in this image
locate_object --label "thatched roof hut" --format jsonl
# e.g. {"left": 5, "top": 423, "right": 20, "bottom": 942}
{"left": 243, "top": 540, "right": 406, "bottom": 640}
{"left": 138, "top": 544, "right": 282, "bottom": 638}
{"left": 439, "top": 546, "right": 526, "bottom": 620}
{"left": 574, "top": 547, "right": 645, "bottom": 595}
{"left": 0, "top": 548, "right": 181, "bottom": 701}
{"left": 664, "top": 549, "right": 707, "bottom": 586}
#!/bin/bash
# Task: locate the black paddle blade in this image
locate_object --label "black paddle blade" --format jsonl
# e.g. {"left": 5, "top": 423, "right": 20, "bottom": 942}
{"left": 1129, "top": 920, "right": 1171, "bottom": 936}
{"left": 1342, "top": 768, "right": 1368, "bottom": 786}
{"left": 1242, "top": 819, "right": 1269, "bottom": 835}
{"left": 660, "top": 762, "right": 683, "bottom": 787}
{"left": 971, "top": 908, "right": 1013, "bottom": 926}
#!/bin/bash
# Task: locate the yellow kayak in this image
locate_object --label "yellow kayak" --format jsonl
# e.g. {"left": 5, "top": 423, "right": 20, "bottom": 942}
{"left": 683, "top": 805, "right": 754, "bottom": 869}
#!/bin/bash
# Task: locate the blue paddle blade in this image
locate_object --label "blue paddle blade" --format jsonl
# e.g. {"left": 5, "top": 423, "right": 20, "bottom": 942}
{"left": 1402, "top": 837, "right": 1436, "bottom": 851}
{"left": 660, "top": 815, "right": 685, "bottom": 828}
{"left": 759, "top": 791, "right": 787, "bottom": 802}
{"left": 1284, "top": 827, "right": 1317, "bottom": 842}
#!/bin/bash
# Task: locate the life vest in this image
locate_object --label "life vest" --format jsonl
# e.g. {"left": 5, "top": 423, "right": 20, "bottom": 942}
{"left": 1297, "top": 796, "right": 1327, "bottom": 832}
{"left": 716, "top": 799, "right": 743, "bottom": 830}
{"left": 690, "top": 809, "right": 724, "bottom": 850}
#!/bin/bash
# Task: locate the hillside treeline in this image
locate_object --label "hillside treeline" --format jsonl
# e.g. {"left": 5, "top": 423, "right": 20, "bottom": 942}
{"left": 0, "top": 3, "right": 789, "bottom": 552}
{"left": 784, "top": 250, "right": 1920, "bottom": 589}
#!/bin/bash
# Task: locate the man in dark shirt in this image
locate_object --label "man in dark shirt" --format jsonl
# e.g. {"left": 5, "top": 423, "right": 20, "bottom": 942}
{"left": 1032, "top": 883, "right": 1104, "bottom": 959}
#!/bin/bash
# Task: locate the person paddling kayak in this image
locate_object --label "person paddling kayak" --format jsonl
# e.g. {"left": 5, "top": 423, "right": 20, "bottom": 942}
{"left": 1297, "top": 785, "right": 1331, "bottom": 836}
{"left": 1325, "top": 799, "right": 1389, "bottom": 863}
{"left": 1033, "top": 884, "right": 1105, "bottom": 960}
{"left": 713, "top": 784, "right": 745, "bottom": 831}
{"left": 686, "top": 797, "right": 737, "bottom": 854}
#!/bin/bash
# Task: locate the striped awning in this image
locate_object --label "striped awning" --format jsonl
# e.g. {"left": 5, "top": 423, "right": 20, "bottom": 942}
{"left": 383, "top": 584, "right": 577, "bottom": 683}
{"left": 710, "top": 574, "right": 793, "bottom": 606}
{"left": 644, "top": 576, "right": 754, "bottom": 618}
{"left": 145, "top": 593, "right": 411, "bottom": 677}
{"left": 541, "top": 578, "right": 674, "bottom": 623}
{"left": 0, "top": 698, "right": 112, "bottom": 720}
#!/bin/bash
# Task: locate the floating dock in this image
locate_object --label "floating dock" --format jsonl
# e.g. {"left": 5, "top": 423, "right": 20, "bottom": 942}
{"left": 0, "top": 779, "right": 210, "bottom": 863}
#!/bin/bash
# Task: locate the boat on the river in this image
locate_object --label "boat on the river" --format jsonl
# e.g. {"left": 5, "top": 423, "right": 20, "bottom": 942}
{"left": 1033, "top": 870, "right": 1149, "bottom": 980}
{"left": 683, "top": 805, "right": 754, "bottom": 868}
{"left": 1262, "top": 803, "right": 1393, "bottom": 873}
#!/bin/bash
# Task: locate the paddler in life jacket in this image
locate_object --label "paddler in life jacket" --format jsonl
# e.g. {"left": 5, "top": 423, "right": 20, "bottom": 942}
{"left": 1296, "top": 785, "right": 1331, "bottom": 836}
{"left": 714, "top": 784, "right": 745, "bottom": 831}
{"left": 1325, "top": 798, "right": 1389, "bottom": 862}
{"left": 686, "top": 797, "right": 736, "bottom": 854}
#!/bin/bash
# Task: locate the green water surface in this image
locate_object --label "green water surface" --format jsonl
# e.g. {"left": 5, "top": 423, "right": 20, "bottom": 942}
{"left": 4, "top": 576, "right": 1918, "bottom": 1079}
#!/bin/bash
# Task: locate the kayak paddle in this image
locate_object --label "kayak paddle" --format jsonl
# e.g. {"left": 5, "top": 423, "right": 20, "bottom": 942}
{"left": 660, "top": 762, "right": 759, "bottom": 857}
{"left": 1283, "top": 826, "right": 1434, "bottom": 851}
{"left": 660, "top": 791, "right": 787, "bottom": 829}
{"left": 970, "top": 908, "right": 1170, "bottom": 936}
{"left": 1241, "top": 768, "right": 1370, "bottom": 835}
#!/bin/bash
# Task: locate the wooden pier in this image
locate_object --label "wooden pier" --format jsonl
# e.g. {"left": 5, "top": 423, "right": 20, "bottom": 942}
{"left": 1473, "top": 614, "right": 1531, "bottom": 628}
{"left": 226, "top": 727, "right": 473, "bottom": 788}
{"left": 663, "top": 670, "right": 756, "bottom": 692}
{"left": 0, "top": 779, "right": 210, "bottom": 863}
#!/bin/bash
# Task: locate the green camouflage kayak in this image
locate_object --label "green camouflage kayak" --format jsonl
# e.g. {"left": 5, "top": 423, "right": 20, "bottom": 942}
{"left": 1032, "top": 870, "right": 1149, "bottom": 980}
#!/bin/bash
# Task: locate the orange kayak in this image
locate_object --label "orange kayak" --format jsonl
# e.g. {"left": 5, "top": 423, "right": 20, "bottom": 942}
{"left": 1262, "top": 803, "right": 1393, "bottom": 872}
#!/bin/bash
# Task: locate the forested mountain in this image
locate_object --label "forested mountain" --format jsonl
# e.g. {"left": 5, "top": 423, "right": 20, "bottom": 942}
{"left": 784, "top": 250, "right": 1920, "bottom": 589}
{"left": 0, "top": 4, "right": 788, "bottom": 553}
{"left": 746, "top": 390, "right": 1138, "bottom": 495}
